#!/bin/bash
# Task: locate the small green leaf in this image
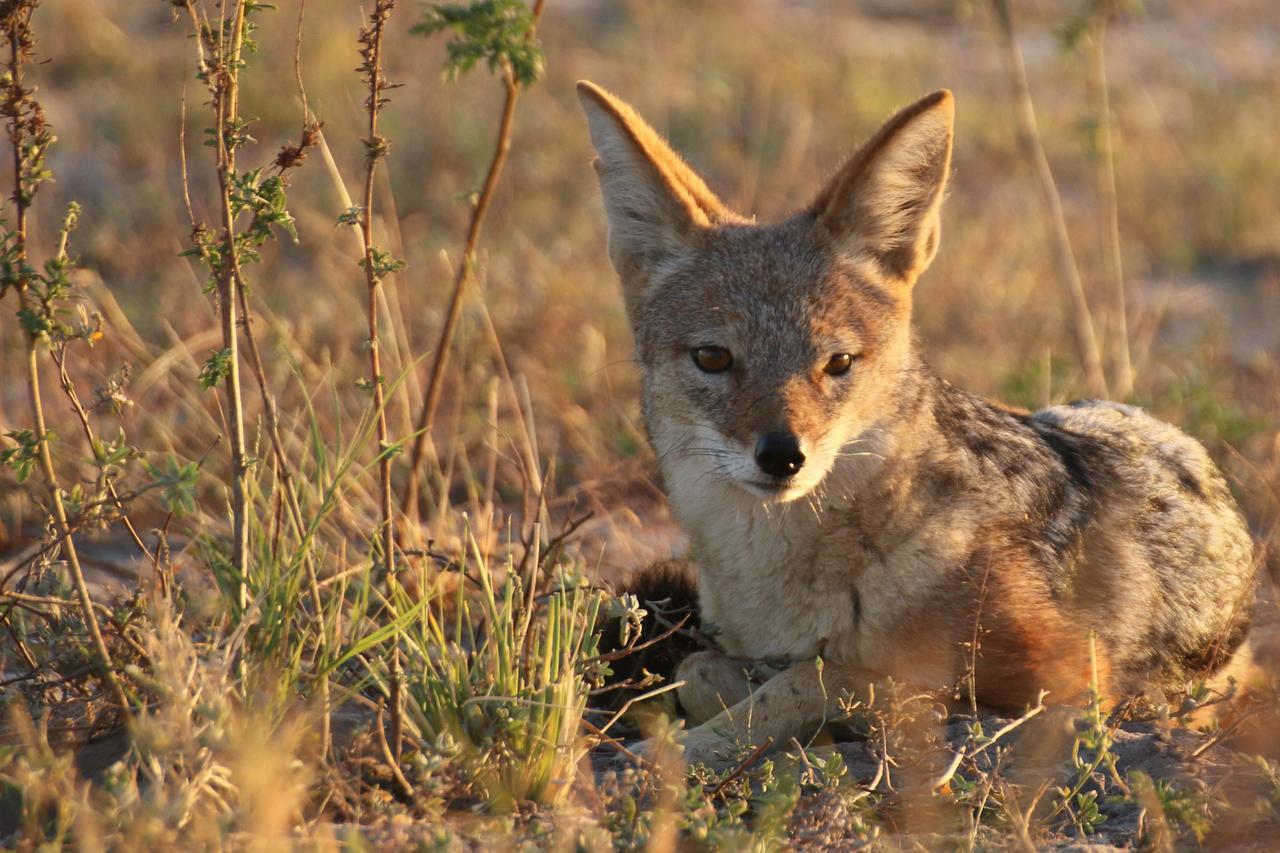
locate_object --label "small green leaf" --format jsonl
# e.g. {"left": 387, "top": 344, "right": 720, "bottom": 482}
{"left": 198, "top": 347, "right": 234, "bottom": 389}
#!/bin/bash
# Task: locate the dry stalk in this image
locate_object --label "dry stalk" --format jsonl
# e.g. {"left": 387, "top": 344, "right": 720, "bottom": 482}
{"left": 928, "top": 692, "right": 1048, "bottom": 793}
{"left": 212, "top": 1, "right": 251, "bottom": 611}
{"left": 178, "top": 0, "right": 252, "bottom": 610}
{"left": 401, "top": 0, "right": 548, "bottom": 524}
{"left": 356, "top": 0, "right": 404, "bottom": 761}
{"left": 41, "top": 182, "right": 150, "bottom": 575}
{"left": 178, "top": 10, "right": 330, "bottom": 752}
{"left": 220, "top": 1, "right": 331, "bottom": 755}
{"left": 375, "top": 700, "right": 416, "bottom": 800}
{"left": 1, "top": 0, "right": 130, "bottom": 714}
{"left": 707, "top": 737, "right": 774, "bottom": 798}
{"left": 990, "top": 0, "right": 1108, "bottom": 398}
{"left": 51, "top": 347, "right": 152, "bottom": 562}
{"left": 1090, "top": 11, "right": 1133, "bottom": 399}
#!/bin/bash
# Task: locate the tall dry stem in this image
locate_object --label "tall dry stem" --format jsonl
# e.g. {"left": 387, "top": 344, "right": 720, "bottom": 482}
{"left": 356, "top": 0, "right": 404, "bottom": 759}
{"left": 179, "top": 0, "right": 252, "bottom": 610}
{"left": 1, "top": 0, "right": 129, "bottom": 713}
{"left": 1090, "top": 11, "right": 1133, "bottom": 399}
{"left": 228, "top": 85, "right": 332, "bottom": 759}
{"left": 47, "top": 211, "right": 152, "bottom": 572}
{"left": 990, "top": 0, "right": 1108, "bottom": 398}
{"left": 401, "top": 0, "right": 548, "bottom": 523}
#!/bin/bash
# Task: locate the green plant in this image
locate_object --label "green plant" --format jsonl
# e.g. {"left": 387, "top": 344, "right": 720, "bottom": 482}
{"left": 374, "top": 528, "right": 604, "bottom": 810}
{"left": 1045, "top": 639, "right": 1126, "bottom": 836}
{"left": 1131, "top": 770, "right": 1214, "bottom": 845}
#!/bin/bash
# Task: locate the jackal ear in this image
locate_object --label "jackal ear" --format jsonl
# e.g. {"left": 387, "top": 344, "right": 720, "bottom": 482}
{"left": 577, "top": 81, "right": 741, "bottom": 297}
{"left": 811, "top": 90, "right": 954, "bottom": 286}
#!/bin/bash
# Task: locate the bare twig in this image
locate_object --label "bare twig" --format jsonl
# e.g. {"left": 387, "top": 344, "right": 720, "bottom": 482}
{"left": 1, "top": 1, "right": 130, "bottom": 714}
{"left": 707, "top": 737, "right": 774, "bottom": 797}
{"left": 990, "top": 0, "right": 1107, "bottom": 398}
{"left": 582, "top": 717, "right": 655, "bottom": 770}
{"left": 929, "top": 692, "right": 1048, "bottom": 792}
{"left": 375, "top": 700, "right": 416, "bottom": 799}
{"left": 1188, "top": 703, "right": 1267, "bottom": 759}
{"left": 225, "top": 2, "right": 330, "bottom": 754}
{"left": 179, "top": 0, "right": 252, "bottom": 610}
{"left": 581, "top": 612, "right": 692, "bottom": 666}
{"left": 355, "top": 0, "right": 404, "bottom": 761}
{"left": 401, "top": 0, "right": 548, "bottom": 521}
{"left": 598, "top": 680, "right": 686, "bottom": 736}
{"left": 50, "top": 346, "right": 151, "bottom": 566}
{"left": 1090, "top": 10, "right": 1133, "bottom": 398}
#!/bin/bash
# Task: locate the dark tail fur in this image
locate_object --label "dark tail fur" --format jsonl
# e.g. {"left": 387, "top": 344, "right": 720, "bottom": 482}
{"left": 595, "top": 559, "right": 702, "bottom": 712}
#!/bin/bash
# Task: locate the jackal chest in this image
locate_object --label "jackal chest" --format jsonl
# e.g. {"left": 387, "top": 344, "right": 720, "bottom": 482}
{"left": 676, "top": 499, "right": 864, "bottom": 663}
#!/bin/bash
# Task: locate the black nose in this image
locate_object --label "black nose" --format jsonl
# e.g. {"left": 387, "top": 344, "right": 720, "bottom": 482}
{"left": 754, "top": 431, "right": 805, "bottom": 478}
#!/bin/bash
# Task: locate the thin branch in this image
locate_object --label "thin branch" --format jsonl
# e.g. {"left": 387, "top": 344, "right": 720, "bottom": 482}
{"left": 1, "top": 1, "right": 130, "bottom": 715}
{"left": 581, "top": 612, "right": 691, "bottom": 666}
{"left": 928, "top": 692, "right": 1047, "bottom": 792}
{"left": 50, "top": 348, "right": 151, "bottom": 566}
{"left": 375, "top": 700, "right": 416, "bottom": 799}
{"left": 1188, "top": 703, "right": 1267, "bottom": 759}
{"left": 180, "top": 0, "right": 253, "bottom": 610}
{"left": 355, "top": 0, "right": 404, "bottom": 763}
{"left": 223, "top": 4, "right": 330, "bottom": 758}
{"left": 598, "top": 680, "right": 686, "bottom": 736}
{"left": 1090, "top": 11, "right": 1133, "bottom": 398}
{"left": 707, "top": 737, "right": 774, "bottom": 797}
{"left": 990, "top": 0, "right": 1107, "bottom": 398}
{"left": 401, "top": 0, "right": 548, "bottom": 521}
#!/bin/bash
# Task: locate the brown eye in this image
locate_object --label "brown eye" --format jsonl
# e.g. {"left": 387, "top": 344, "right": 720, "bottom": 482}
{"left": 691, "top": 346, "right": 733, "bottom": 373}
{"left": 824, "top": 353, "right": 856, "bottom": 376}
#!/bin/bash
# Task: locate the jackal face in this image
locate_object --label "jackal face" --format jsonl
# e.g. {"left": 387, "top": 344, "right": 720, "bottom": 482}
{"left": 578, "top": 83, "right": 953, "bottom": 502}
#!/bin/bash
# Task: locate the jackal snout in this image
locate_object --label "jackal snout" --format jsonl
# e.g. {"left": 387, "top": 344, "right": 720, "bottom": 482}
{"left": 754, "top": 431, "right": 805, "bottom": 479}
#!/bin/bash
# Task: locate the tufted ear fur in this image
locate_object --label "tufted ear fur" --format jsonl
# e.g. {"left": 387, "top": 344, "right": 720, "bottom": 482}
{"left": 576, "top": 81, "right": 745, "bottom": 302}
{"left": 810, "top": 90, "right": 954, "bottom": 287}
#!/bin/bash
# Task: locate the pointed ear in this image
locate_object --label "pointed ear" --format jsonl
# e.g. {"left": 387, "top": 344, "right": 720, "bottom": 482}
{"left": 810, "top": 90, "right": 954, "bottom": 286}
{"left": 576, "top": 81, "right": 741, "bottom": 298}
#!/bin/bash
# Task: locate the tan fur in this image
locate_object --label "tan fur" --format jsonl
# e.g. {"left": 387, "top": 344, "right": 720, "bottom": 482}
{"left": 578, "top": 83, "right": 1257, "bottom": 768}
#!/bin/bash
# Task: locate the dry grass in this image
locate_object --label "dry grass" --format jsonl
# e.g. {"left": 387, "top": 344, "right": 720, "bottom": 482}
{"left": 1, "top": 0, "right": 1278, "bottom": 847}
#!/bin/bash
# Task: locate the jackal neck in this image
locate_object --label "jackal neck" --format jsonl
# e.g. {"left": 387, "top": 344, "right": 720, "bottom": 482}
{"left": 823, "top": 363, "right": 1016, "bottom": 546}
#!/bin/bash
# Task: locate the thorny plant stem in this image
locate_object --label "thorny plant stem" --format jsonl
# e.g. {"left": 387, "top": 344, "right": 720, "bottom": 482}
{"left": 221, "top": 2, "right": 251, "bottom": 614}
{"left": 3, "top": 4, "right": 130, "bottom": 714}
{"left": 180, "top": 0, "right": 253, "bottom": 612}
{"left": 51, "top": 350, "right": 151, "bottom": 571}
{"left": 20, "top": 325, "right": 132, "bottom": 712}
{"left": 224, "top": 0, "right": 331, "bottom": 758}
{"left": 48, "top": 210, "right": 152, "bottom": 573}
{"left": 180, "top": 8, "right": 330, "bottom": 722}
{"left": 990, "top": 0, "right": 1108, "bottom": 398}
{"left": 401, "top": 0, "right": 548, "bottom": 523}
{"left": 357, "top": 0, "right": 403, "bottom": 761}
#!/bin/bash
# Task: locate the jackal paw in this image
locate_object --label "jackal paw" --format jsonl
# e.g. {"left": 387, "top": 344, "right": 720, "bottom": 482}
{"left": 623, "top": 730, "right": 741, "bottom": 772}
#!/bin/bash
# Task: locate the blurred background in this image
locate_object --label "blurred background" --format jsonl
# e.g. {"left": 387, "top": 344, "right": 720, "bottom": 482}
{"left": 1, "top": 0, "right": 1276, "bottom": 582}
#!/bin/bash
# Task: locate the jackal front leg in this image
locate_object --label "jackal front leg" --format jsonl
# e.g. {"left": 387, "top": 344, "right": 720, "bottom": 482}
{"left": 675, "top": 650, "right": 757, "bottom": 724}
{"left": 682, "top": 660, "right": 874, "bottom": 769}
{"left": 660, "top": 660, "right": 875, "bottom": 770}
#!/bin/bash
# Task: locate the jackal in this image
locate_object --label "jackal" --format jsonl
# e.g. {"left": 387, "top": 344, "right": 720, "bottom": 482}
{"left": 577, "top": 82, "right": 1256, "bottom": 768}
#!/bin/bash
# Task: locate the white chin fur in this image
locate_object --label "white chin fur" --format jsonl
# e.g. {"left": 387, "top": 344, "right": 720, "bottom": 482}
{"left": 736, "top": 474, "right": 823, "bottom": 503}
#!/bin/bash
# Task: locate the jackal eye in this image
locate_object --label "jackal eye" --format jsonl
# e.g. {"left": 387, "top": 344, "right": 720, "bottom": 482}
{"left": 691, "top": 346, "right": 733, "bottom": 373}
{"left": 824, "top": 353, "right": 857, "bottom": 376}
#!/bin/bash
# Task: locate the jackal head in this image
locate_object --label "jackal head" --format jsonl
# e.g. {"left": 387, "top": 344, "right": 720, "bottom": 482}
{"left": 578, "top": 82, "right": 953, "bottom": 503}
